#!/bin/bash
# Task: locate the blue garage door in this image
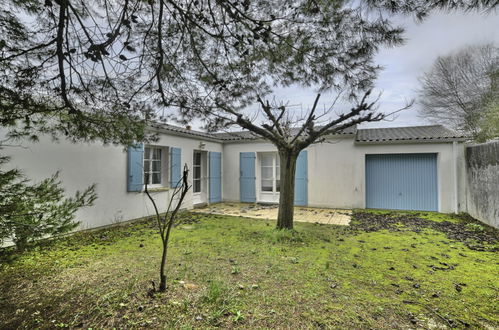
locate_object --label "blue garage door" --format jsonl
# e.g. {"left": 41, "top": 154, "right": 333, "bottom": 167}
{"left": 365, "top": 153, "right": 438, "bottom": 211}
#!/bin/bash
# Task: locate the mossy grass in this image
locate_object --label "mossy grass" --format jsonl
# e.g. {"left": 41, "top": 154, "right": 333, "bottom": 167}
{"left": 0, "top": 211, "right": 497, "bottom": 329}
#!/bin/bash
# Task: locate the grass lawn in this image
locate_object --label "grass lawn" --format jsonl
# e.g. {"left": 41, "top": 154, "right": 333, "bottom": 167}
{"left": 0, "top": 210, "right": 498, "bottom": 329}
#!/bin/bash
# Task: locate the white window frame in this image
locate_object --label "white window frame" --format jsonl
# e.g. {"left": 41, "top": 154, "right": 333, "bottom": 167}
{"left": 260, "top": 152, "right": 280, "bottom": 194}
{"left": 193, "top": 150, "right": 202, "bottom": 194}
{"left": 143, "top": 146, "right": 168, "bottom": 188}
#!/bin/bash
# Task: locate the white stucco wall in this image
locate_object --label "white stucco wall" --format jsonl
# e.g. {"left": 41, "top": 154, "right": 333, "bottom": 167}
{"left": 306, "top": 138, "right": 363, "bottom": 209}
{"left": 464, "top": 141, "right": 499, "bottom": 228}
{"left": 311, "top": 139, "right": 465, "bottom": 212}
{"left": 222, "top": 137, "right": 465, "bottom": 213}
{"left": 2, "top": 132, "right": 222, "bottom": 230}
{"left": 222, "top": 141, "right": 278, "bottom": 202}
{"left": 2, "top": 128, "right": 466, "bottom": 233}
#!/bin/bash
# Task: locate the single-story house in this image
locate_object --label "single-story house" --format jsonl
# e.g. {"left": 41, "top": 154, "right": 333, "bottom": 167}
{"left": 2, "top": 124, "right": 468, "bottom": 230}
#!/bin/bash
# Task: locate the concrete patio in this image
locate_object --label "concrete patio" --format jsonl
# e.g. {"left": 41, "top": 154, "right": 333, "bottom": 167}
{"left": 192, "top": 202, "right": 352, "bottom": 225}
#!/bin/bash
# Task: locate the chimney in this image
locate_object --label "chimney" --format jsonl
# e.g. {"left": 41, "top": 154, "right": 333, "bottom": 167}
{"left": 186, "top": 125, "right": 191, "bottom": 131}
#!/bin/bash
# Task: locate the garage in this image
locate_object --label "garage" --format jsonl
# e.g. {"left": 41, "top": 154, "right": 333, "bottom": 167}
{"left": 365, "top": 153, "right": 438, "bottom": 211}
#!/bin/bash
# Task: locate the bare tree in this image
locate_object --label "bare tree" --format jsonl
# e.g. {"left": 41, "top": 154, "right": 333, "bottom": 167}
{"left": 477, "top": 70, "right": 499, "bottom": 141}
{"left": 144, "top": 164, "right": 190, "bottom": 292}
{"left": 213, "top": 91, "right": 412, "bottom": 229}
{"left": 418, "top": 44, "right": 499, "bottom": 137}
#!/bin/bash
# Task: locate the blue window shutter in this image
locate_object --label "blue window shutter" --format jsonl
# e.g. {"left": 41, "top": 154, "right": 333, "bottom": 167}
{"left": 240, "top": 152, "right": 256, "bottom": 202}
{"left": 170, "top": 147, "right": 182, "bottom": 188}
{"left": 294, "top": 150, "right": 308, "bottom": 206}
{"left": 127, "top": 143, "right": 144, "bottom": 192}
{"left": 209, "top": 152, "right": 222, "bottom": 203}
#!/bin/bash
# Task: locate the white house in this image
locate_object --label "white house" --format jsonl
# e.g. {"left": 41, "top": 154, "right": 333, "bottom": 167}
{"left": 2, "top": 124, "right": 467, "bottom": 230}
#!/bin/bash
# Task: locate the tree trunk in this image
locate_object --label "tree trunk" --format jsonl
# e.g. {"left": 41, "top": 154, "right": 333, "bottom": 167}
{"left": 159, "top": 242, "right": 168, "bottom": 292}
{"left": 276, "top": 150, "right": 298, "bottom": 230}
{"left": 14, "top": 238, "right": 28, "bottom": 252}
{"left": 13, "top": 230, "right": 28, "bottom": 251}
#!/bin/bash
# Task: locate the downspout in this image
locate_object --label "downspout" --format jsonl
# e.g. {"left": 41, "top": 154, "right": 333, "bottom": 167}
{"left": 452, "top": 141, "right": 459, "bottom": 214}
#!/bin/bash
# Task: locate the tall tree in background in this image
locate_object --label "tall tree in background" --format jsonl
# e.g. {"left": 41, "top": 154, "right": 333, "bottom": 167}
{"left": 418, "top": 44, "right": 499, "bottom": 138}
{"left": 476, "top": 70, "right": 499, "bottom": 142}
{"left": 1, "top": 0, "right": 496, "bottom": 229}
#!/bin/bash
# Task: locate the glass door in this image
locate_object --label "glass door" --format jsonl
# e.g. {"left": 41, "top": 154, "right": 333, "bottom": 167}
{"left": 193, "top": 151, "right": 202, "bottom": 193}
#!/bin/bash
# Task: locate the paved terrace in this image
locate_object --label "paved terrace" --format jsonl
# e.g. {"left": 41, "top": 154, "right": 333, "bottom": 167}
{"left": 191, "top": 202, "right": 351, "bottom": 225}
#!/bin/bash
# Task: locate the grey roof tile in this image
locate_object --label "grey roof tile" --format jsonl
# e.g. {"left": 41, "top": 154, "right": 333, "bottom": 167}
{"left": 212, "top": 130, "right": 260, "bottom": 141}
{"left": 356, "top": 125, "right": 468, "bottom": 143}
{"left": 150, "top": 122, "right": 467, "bottom": 144}
{"left": 149, "top": 122, "right": 220, "bottom": 140}
{"left": 213, "top": 125, "right": 357, "bottom": 142}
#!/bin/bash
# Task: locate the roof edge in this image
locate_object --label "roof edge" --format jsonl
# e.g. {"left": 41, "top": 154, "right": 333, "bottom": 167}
{"left": 148, "top": 122, "right": 469, "bottom": 145}
{"left": 355, "top": 137, "right": 468, "bottom": 145}
{"left": 148, "top": 124, "right": 223, "bottom": 142}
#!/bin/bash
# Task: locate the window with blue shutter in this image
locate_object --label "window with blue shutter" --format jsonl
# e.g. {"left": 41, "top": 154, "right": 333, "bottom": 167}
{"left": 170, "top": 147, "right": 182, "bottom": 188}
{"left": 127, "top": 143, "right": 144, "bottom": 192}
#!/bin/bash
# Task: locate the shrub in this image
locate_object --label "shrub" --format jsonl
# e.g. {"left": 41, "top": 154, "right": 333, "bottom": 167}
{"left": 0, "top": 155, "right": 96, "bottom": 250}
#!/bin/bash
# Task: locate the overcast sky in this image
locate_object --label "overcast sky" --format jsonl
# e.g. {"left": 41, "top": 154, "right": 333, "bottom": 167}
{"left": 267, "top": 11, "right": 499, "bottom": 129}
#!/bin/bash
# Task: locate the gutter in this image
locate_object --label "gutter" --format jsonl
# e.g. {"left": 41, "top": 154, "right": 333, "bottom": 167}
{"left": 219, "top": 133, "right": 356, "bottom": 144}
{"left": 355, "top": 138, "right": 468, "bottom": 145}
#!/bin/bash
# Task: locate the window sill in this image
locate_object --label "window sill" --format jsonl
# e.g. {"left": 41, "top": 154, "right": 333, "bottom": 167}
{"left": 144, "top": 187, "right": 170, "bottom": 192}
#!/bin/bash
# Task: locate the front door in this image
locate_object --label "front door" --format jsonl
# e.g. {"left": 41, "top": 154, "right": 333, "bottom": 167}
{"left": 258, "top": 152, "right": 280, "bottom": 203}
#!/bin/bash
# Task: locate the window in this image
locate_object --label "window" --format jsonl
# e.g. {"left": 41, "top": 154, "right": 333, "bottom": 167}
{"left": 193, "top": 151, "right": 202, "bottom": 193}
{"left": 144, "top": 147, "right": 162, "bottom": 185}
{"left": 260, "top": 153, "right": 280, "bottom": 193}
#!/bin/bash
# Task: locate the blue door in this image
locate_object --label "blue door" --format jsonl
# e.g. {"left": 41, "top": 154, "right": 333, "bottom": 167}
{"left": 209, "top": 152, "right": 222, "bottom": 203}
{"left": 365, "top": 153, "right": 438, "bottom": 211}
{"left": 127, "top": 143, "right": 144, "bottom": 192}
{"left": 294, "top": 150, "right": 308, "bottom": 206}
{"left": 240, "top": 152, "right": 256, "bottom": 202}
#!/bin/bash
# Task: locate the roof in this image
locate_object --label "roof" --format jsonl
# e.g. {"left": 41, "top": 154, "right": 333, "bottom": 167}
{"left": 149, "top": 122, "right": 467, "bottom": 144}
{"left": 212, "top": 125, "right": 357, "bottom": 142}
{"left": 211, "top": 130, "right": 260, "bottom": 141}
{"left": 149, "top": 122, "right": 221, "bottom": 141}
{"left": 355, "top": 125, "right": 468, "bottom": 143}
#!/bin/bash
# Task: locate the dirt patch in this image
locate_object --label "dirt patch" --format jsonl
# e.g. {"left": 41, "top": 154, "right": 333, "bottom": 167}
{"left": 351, "top": 211, "right": 499, "bottom": 251}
